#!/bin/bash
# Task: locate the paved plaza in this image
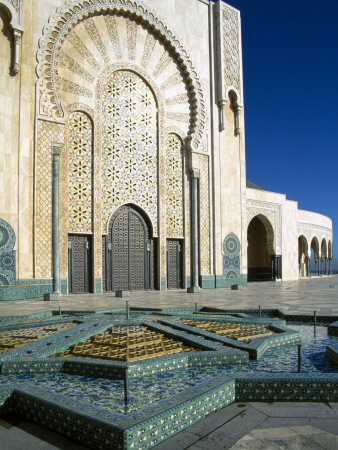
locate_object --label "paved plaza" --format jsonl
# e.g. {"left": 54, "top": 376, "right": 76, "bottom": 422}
{"left": 1, "top": 276, "right": 338, "bottom": 318}
{"left": 0, "top": 276, "right": 338, "bottom": 449}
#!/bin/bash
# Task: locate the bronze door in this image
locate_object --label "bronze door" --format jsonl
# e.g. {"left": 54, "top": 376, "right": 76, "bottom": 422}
{"left": 107, "top": 206, "right": 153, "bottom": 291}
{"left": 68, "top": 235, "right": 92, "bottom": 293}
{"left": 167, "top": 239, "right": 183, "bottom": 289}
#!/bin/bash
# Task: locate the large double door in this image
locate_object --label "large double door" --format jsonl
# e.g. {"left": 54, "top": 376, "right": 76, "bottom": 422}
{"left": 68, "top": 234, "right": 92, "bottom": 293}
{"left": 103, "top": 206, "right": 154, "bottom": 291}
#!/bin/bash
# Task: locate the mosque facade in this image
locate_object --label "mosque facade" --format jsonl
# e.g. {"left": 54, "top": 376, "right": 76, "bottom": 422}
{"left": 0, "top": 0, "right": 333, "bottom": 300}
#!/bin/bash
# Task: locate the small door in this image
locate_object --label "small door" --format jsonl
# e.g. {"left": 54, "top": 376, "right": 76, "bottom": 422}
{"left": 68, "top": 235, "right": 92, "bottom": 293}
{"left": 167, "top": 239, "right": 183, "bottom": 289}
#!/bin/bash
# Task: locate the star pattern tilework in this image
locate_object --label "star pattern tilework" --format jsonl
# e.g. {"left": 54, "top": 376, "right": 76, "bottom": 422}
{"left": 166, "top": 134, "right": 183, "bottom": 238}
{"left": 101, "top": 71, "right": 158, "bottom": 233}
{"left": 68, "top": 112, "right": 93, "bottom": 233}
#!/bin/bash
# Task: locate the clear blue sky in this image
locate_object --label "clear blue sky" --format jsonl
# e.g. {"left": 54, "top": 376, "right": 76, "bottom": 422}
{"left": 220, "top": 0, "right": 338, "bottom": 269}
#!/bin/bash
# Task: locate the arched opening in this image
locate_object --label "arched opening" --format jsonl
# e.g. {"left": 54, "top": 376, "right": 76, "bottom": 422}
{"left": 247, "top": 215, "right": 275, "bottom": 281}
{"left": 103, "top": 205, "right": 155, "bottom": 291}
{"left": 298, "top": 235, "right": 308, "bottom": 277}
{"left": 310, "top": 237, "right": 320, "bottom": 275}
{"left": 321, "top": 238, "right": 328, "bottom": 275}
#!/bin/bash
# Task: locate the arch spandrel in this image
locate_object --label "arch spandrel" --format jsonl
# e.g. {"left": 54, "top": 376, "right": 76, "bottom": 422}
{"left": 36, "top": 0, "right": 207, "bottom": 152}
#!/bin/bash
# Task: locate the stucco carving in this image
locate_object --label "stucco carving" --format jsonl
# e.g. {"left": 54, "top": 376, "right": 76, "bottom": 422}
{"left": 222, "top": 4, "right": 241, "bottom": 102}
{"left": 247, "top": 200, "right": 281, "bottom": 254}
{"left": 36, "top": 0, "right": 207, "bottom": 153}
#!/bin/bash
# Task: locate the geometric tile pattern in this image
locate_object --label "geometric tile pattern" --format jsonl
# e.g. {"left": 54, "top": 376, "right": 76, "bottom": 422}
{"left": 101, "top": 71, "right": 158, "bottom": 233}
{"left": 223, "top": 232, "right": 240, "bottom": 278}
{"left": 0, "top": 309, "right": 337, "bottom": 449}
{"left": 0, "top": 322, "right": 76, "bottom": 353}
{"left": 181, "top": 320, "right": 273, "bottom": 344}
{"left": 52, "top": 325, "right": 198, "bottom": 361}
{"left": 166, "top": 134, "right": 183, "bottom": 237}
{"left": 0, "top": 218, "right": 16, "bottom": 285}
{"left": 35, "top": 120, "right": 64, "bottom": 278}
{"left": 67, "top": 112, "right": 92, "bottom": 233}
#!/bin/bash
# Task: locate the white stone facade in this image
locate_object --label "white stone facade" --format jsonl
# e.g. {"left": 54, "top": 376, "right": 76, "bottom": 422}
{"left": 0, "top": 0, "right": 333, "bottom": 298}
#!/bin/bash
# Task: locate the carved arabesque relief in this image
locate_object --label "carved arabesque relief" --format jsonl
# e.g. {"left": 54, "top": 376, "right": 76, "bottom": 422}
{"left": 36, "top": 0, "right": 207, "bottom": 153}
{"left": 222, "top": 3, "right": 241, "bottom": 102}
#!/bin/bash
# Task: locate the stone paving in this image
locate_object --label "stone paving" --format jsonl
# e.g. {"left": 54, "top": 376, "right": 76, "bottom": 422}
{"left": 0, "top": 275, "right": 337, "bottom": 449}
{"left": 0, "top": 275, "right": 337, "bottom": 318}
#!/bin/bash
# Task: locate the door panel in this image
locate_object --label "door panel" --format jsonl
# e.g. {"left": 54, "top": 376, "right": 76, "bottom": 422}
{"left": 68, "top": 235, "right": 92, "bottom": 293}
{"left": 107, "top": 206, "right": 153, "bottom": 291}
{"left": 167, "top": 239, "right": 182, "bottom": 289}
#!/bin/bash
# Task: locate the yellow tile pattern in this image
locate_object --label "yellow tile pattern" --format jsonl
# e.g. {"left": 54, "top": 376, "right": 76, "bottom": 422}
{"left": 0, "top": 322, "right": 77, "bottom": 353}
{"left": 182, "top": 320, "right": 273, "bottom": 344}
{"left": 53, "top": 325, "right": 198, "bottom": 362}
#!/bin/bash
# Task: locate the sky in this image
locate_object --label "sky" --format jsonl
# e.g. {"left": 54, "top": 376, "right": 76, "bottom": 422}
{"left": 219, "top": 0, "right": 338, "bottom": 269}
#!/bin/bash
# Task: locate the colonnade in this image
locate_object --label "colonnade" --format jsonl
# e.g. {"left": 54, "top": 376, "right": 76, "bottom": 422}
{"left": 312, "top": 257, "right": 333, "bottom": 276}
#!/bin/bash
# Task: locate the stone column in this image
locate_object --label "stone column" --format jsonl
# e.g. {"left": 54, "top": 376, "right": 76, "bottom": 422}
{"left": 306, "top": 256, "right": 311, "bottom": 277}
{"left": 329, "top": 258, "right": 332, "bottom": 275}
{"left": 235, "top": 106, "right": 242, "bottom": 136}
{"left": 45, "top": 143, "right": 63, "bottom": 301}
{"left": 187, "top": 168, "right": 200, "bottom": 293}
{"left": 325, "top": 258, "right": 328, "bottom": 275}
{"left": 271, "top": 255, "right": 275, "bottom": 280}
{"left": 276, "top": 255, "right": 281, "bottom": 280}
{"left": 12, "top": 28, "right": 23, "bottom": 75}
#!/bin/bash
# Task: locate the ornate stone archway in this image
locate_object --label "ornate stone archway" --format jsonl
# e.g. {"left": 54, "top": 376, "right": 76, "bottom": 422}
{"left": 36, "top": 0, "right": 207, "bottom": 153}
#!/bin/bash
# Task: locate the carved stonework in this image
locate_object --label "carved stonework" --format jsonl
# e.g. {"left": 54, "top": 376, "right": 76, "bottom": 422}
{"left": 222, "top": 4, "right": 241, "bottom": 101}
{"left": 247, "top": 200, "right": 281, "bottom": 254}
{"left": 35, "top": 120, "right": 64, "bottom": 278}
{"left": 36, "top": 0, "right": 207, "bottom": 153}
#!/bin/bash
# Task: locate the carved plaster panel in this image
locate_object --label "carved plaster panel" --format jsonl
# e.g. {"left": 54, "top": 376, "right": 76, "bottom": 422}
{"left": 222, "top": 4, "right": 241, "bottom": 101}
{"left": 36, "top": 0, "right": 207, "bottom": 153}
{"left": 247, "top": 200, "right": 281, "bottom": 255}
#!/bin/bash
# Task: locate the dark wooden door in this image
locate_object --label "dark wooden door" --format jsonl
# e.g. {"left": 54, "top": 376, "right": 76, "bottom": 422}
{"left": 68, "top": 235, "right": 92, "bottom": 293}
{"left": 108, "top": 206, "right": 152, "bottom": 291}
{"left": 167, "top": 239, "right": 183, "bottom": 289}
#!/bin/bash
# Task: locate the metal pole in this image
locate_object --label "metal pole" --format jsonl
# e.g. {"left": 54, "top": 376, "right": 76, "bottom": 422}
{"left": 259, "top": 305, "right": 261, "bottom": 317}
{"left": 124, "top": 369, "right": 129, "bottom": 404}
{"left": 195, "top": 302, "right": 198, "bottom": 311}
{"left": 314, "top": 310, "right": 317, "bottom": 336}
{"left": 59, "top": 306, "right": 61, "bottom": 315}
{"left": 126, "top": 301, "right": 129, "bottom": 320}
{"left": 297, "top": 344, "right": 302, "bottom": 373}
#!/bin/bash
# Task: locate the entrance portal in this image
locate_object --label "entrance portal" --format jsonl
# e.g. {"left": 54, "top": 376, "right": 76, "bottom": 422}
{"left": 247, "top": 216, "right": 274, "bottom": 281}
{"left": 103, "top": 205, "right": 154, "bottom": 291}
